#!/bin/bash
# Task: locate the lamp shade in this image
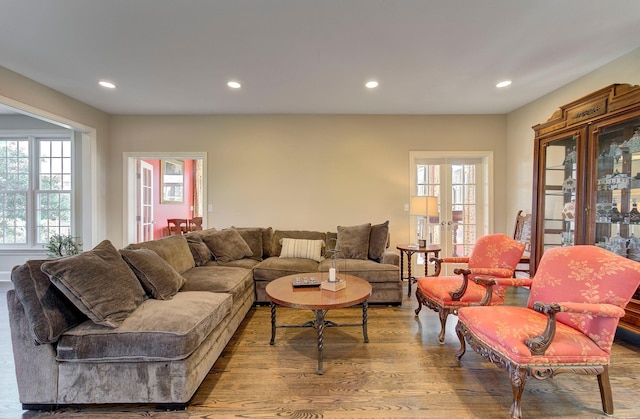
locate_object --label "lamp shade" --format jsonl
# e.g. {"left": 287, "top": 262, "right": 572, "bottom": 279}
{"left": 410, "top": 196, "right": 438, "bottom": 217}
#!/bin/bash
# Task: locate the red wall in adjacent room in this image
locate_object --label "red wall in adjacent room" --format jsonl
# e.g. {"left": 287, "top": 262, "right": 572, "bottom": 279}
{"left": 144, "top": 159, "right": 195, "bottom": 239}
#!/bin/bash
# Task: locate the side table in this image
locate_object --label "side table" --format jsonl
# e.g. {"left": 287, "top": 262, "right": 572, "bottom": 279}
{"left": 396, "top": 244, "right": 441, "bottom": 297}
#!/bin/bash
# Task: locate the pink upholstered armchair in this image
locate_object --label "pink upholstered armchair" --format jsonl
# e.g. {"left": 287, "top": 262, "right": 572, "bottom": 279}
{"left": 415, "top": 234, "right": 526, "bottom": 343}
{"left": 455, "top": 245, "right": 640, "bottom": 418}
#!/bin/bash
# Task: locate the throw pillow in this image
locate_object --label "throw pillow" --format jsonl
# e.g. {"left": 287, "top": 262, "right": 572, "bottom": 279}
{"left": 120, "top": 248, "right": 186, "bottom": 299}
{"left": 233, "top": 227, "right": 264, "bottom": 260}
{"left": 279, "top": 238, "right": 325, "bottom": 262}
{"left": 10, "top": 260, "right": 86, "bottom": 345}
{"left": 336, "top": 223, "right": 372, "bottom": 259}
{"left": 368, "top": 220, "right": 390, "bottom": 262}
{"left": 202, "top": 228, "right": 253, "bottom": 263}
{"left": 185, "top": 234, "right": 213, "bottom": 266}
{"left": 41, "top": 240, "right": 146, "bottom": 328}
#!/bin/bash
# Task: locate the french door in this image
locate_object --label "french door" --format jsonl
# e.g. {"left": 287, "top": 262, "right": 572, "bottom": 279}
{"left": 137, "top": 160, "right": 154, "bottom": 243}
{"left": 410, "top": 151, "right": 492, "bottom": 274}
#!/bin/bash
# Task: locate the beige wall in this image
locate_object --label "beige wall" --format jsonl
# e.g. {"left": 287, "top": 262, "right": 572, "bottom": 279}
{"left": 109, "top": 114, "right": 507, "bottom": 248}
{"left": 506, "top": 47, "right": 640, "bottom": 219}
{"left": 0, "top": 67, "right": 110, "bottom": 278}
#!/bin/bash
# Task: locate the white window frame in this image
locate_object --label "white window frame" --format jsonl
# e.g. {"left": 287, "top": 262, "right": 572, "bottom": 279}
{"left": 0, "top": 130, "right": 75, "bottom": 249}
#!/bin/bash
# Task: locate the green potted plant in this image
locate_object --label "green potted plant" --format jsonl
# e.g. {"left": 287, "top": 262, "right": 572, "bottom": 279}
{"left": 45, "top": 234, "right": 83, "bottom": 258}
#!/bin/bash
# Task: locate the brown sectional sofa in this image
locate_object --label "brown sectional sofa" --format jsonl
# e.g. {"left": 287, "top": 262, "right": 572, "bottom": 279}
{"left": 7, "top": 222, "right": 400, "bottom": 410}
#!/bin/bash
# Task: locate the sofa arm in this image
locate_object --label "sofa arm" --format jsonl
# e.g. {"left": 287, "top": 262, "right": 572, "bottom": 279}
{"left": 7, "top": 290, "right": 60, "bottom": 405}
{"left": 381, "top": 250, "right": 400, "bottom": 266}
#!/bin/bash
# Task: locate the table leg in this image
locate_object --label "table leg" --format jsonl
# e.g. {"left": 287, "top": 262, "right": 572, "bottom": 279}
{"left": 313, "top": 309, "right": 327, "bottom": 375}
{"left": 362, "top": 301, "right": 369, "bottom": 343}
{"left": 407, "top": 251, "right": 414, "bottom": 297}
{"left": 270, "top": 302, "right": 276, "bottom": 345}
{"left": 399, "top": 250, "right": 405, "bottom": 282}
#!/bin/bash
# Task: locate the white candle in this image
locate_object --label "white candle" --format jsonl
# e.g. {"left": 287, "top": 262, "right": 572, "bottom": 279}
{"left": 329, "top": 268, "right": 336, "bottom": 282}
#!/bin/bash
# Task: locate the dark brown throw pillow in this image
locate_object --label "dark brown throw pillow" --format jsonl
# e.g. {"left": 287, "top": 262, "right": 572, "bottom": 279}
{"left": 368, "top": 220, "right": 390, "bottom": 262}
{"left": 202, "top": 228, "right": 253, "bottom": 263}
{"left": 336, "top": 223, "right": 372, "bottom": 260}
{"left": 41, "top": 240, "right": 146, "bottom": 328}
{"left": 120, "top": 248, "right": 186, "bottom": 299}
{"left": 185, "top": 235, "right": 213, "bottom": 266}
{"left": 11, "top": 260, "right": 86, "bottom": 345}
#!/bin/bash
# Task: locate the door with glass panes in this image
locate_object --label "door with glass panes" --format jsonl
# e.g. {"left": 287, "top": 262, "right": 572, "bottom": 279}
{"left": 410, "top": 152, "right": 491, "bottom": 275}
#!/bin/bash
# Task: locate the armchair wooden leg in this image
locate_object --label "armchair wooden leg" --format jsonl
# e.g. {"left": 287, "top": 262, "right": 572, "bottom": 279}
{"left": 437, "top": 309, "right": 450, "bottom": 344}
{"left": 415, "top": 288, "right": 424, "bottom": 316}
{"left": 597, "top": 365, "right": 614, "bottom": 415}
{"left": 455, "top": 321, "right": 466, "bottom": 360}
{"left": 508, "top": 365, "right": 528, "bottom": 419}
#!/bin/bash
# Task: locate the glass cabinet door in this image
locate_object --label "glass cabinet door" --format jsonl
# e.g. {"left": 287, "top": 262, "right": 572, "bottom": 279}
{"left": 537, "top": 134, "right": 582, "bottom": 256}
{"left": 593, "top": 117, "right": 640, "bottom": 266}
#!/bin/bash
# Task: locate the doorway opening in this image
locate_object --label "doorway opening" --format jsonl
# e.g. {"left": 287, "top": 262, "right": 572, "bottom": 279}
{"left": 124, "top": 152, "right": 207, "bottom": 244}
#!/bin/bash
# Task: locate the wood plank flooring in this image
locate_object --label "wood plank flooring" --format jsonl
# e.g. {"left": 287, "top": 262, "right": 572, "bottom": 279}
{"left": 1, "top": 281, "right": 639, "bottom": 418}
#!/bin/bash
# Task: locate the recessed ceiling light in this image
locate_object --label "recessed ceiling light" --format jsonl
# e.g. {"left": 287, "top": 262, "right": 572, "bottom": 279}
{"left": 227, "top": 81, "right": 242, "bottom": 89}
{"left": 98, "top": 80, "right": 116, "bottom": 89}
{"left": 365, "top": 80, "right": 379, "bottom": 89}
{"left": 496, "top": 80, "right": 512, "bottom": 88}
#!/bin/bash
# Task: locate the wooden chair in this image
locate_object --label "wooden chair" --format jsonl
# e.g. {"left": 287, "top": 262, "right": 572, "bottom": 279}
{"left": 414, "top": 234, "right": 526, "bottom": 343}
{"left": 512, "top": 210, "right": 532, "bottom": 277}
{"left": 167, "top": 218, "right": 188, "bottom": 235}
{"left": 455, "top": 245, "right": 640, "bottom": 418}
{"left": 188, "top": 217, "right": 203, "bottom": 231}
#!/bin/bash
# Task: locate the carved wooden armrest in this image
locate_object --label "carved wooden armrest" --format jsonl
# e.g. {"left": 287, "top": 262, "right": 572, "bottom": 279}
{"left": 524, "top": 302, "right": 625, "bottom": 356}
{"left": 524, "top": 302, "right": 562, "bottom": 355}
{"left": 449, "top": 268, "right": 471, "bottom": 300}
{"left": 430, "top": 258, "right": 444, "bottom": 276}
{"left": 431, "top": 257, "right": 470, "bottom": 277}
{"left": 469, "top": 274, "right": 496, "bottom": 306}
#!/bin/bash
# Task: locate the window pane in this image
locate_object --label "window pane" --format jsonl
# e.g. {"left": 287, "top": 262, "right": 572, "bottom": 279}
{"left": 36, "top": 191, "right": 72, "bottom": 244}
{"left": 0, "top": 192, "right": 28, "bottom": 244}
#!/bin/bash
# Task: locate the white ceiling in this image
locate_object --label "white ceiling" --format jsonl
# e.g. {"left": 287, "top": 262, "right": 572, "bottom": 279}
{"left": 2, "top": 0, "right": 640, "bottom": 115}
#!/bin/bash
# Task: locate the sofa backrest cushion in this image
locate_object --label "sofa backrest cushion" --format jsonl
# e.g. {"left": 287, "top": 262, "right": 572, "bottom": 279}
{"left": 202, "top": 228, "right": 254, "bottom": 263}
{"left": 120, "top": 248, "right": 186, "bottom": 299}
{"left": 41, "top": 240, "right": 147, "bottom": 328}
{"left": 271, "top": 230, "right": 327, "bottom": 257}
{"left": 233, "top": 227, "right": 264, "bottom": 260}
{"left": 336, "top": 223, "right": 372, "bottom": 260}
{"left": 11, "top": 259, "right": 87, "bottom": 345}
{"left": 128, "top": 234, "right": 195, "bottom": 274}
{"left": 368, "top": 220, "right": 390, "bottom": 262}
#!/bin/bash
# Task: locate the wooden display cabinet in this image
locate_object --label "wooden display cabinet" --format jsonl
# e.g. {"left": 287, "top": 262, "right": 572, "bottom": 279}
{"left": 531, "top": 84, "right": 640, "bottom": 333}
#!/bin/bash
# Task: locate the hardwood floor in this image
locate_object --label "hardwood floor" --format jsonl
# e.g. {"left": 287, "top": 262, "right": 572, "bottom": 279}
{"left": 1, "top": 281, "right": 639, "bottom": 418}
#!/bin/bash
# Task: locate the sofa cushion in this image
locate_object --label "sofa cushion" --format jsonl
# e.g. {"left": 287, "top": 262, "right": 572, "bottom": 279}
{"left": 203, "top": 228, "right": 253, "bottom": 263}
{"left": 234, "top": 227, "right": 263, "bottom": 260}
{"left": 368, "top": 220, "right": 390, "bottom": 262}
{"left": 56, "top": 291, "right": 233, "bottom": 362}
{"left": 319, "top": 258, "right": 400, "bottom": 283}
{"left": 253, "top": 257, "right": 321, "bottom": 282}
{"left": 185, "top": 235, "right": 213, "bottom": 266}
{"left": 120, "top": 248, "right": 186, "bottom": 300}
{"left": 271, "top": 230, "right": 326, "bottom": 257}
{"left": 10, "top": 259, "right": 86, "bottom": 345}
{"left": 279, "top": 238, "right": 324, "bottom": 262}
{"left": 128, "top": 234, "right": 195, "bottom": 274}
{"left": 181, "top": 265, "right": 254, "bottom": 299}
{"left": 41, "top": 240, "right": 147, "bottom": 328}
{"left": 336, "top": 223, "right": 372, "bottom": 259}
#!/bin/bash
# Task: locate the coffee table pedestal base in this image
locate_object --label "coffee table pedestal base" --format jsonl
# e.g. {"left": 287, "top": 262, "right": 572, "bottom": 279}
{"left": 269, "top": 302, "right": 369, "bottom": 375}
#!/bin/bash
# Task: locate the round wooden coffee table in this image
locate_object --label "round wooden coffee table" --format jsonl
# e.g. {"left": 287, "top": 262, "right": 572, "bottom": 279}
{"left": 266, "top": 272, "right": 372, "bottom": 374}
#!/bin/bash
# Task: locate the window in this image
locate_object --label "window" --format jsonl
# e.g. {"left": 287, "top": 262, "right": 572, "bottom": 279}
{"left": 0, "top": 133, "right": 73, "bottom": 247}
